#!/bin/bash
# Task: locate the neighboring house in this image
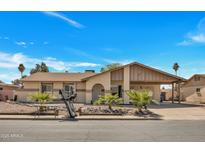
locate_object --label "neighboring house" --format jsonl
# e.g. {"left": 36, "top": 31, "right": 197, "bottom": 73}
{"left": 0, "top": 83, "right": 19, "bottom": 101}
{"left": 160, "top": 85, "right": 181, "bottom": 101}
{"left": 181, "top": 74, "right": 205, "bottom": 103}
{"left": 160, "top": 88, "right": 172, "bottom": 101}
{"left": 16, "top": 62, "right": 185, "bottom": 104}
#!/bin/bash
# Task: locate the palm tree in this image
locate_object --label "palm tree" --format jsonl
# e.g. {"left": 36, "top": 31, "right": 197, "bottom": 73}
{"left": 95, "top": 94, "right": 122, "bottom": 110}
{"left": 18, "top": 64, "right": 25, "bottom": 78}
{"left": 126, "top": 90, "right": 151, "bottom": 113}
{"left": 173, "top": 63, "right": 179, "bottom": 76}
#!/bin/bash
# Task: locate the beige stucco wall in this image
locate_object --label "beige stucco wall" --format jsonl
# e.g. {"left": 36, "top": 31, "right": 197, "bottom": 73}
{"left": 181, "top": 86, "right": 205, "bottom": 103}
{"left": 123, "top": 65, "right": 130, "bottom": 103}
{"left": 130, "top": 84, "right": 161, "bottom": 101}
{"left": 184, "top": 76, "right": 205, "bottom": 87}
{"left": 0, "top": 86, "right": 18, "bottom": 90}
{"left": 17, "top": 82, "right": 41, "bottom": 101}
{"left": 181, "top": 77, "right": 205, "bottom": 103}
{"left": 18, "top": 81, "right": 87, "bottom": 103}
{"left": 53, "top": 82, "right": 63, "bottom": 89}
{"left": 0, "top": 90, "right": 15, "bottom": 101}
{"left": 0, "top": 85, "right": 18, "bottom": 101}
{"left": 76, "top": 82, "right": 86, "bottom": 89}
{"left": 76, "top": 82, "right": 86, "bottom": 103}
{"left": 14, "top": 90, "right": 38, "bottom": 101}
{"left": 85, "top": 72, "right": 111, "bottom": 104}
{"left": 23, "top": 82, "right": 41, "bottom": 89}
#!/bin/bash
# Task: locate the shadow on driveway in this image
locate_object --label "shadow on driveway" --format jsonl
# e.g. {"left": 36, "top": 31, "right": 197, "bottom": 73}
{"left": 149, "top": 101, "right": 202, "bottom": 109}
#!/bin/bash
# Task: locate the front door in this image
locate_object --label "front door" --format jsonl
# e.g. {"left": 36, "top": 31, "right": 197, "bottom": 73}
{"left": 92, "top": 84, "right": 105, "bottom": 103}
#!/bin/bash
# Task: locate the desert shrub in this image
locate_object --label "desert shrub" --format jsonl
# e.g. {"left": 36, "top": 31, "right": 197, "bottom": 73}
{"left": 30, "top": 92, "right": 52, "bottom": 103}
{"left": 94, "top": 94, "right": 122, "bottom": 110}
{"left": 126, "top": 90, "right": 151, "bottom": 112}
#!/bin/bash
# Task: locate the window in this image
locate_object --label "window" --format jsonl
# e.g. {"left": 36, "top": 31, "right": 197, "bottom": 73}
{"left": 0, "top": 87, "right": 3, "bottom": 90}
{"left": 64, "top": 83, "right": 74, "bottom": 93}
{"left": 111, "top": 85, "right": 122, "bottom": 97}
{"left": 194, "top": 76, "right": 200, "bottom": 81}
{"left": 41, "top": 83, "right": 53, "bottom": 93}
{"left": 196, "top": 88, "right": 201, "bottom": 93}
{"left": 111, "top": 85, "right": 118, "bottom": 95}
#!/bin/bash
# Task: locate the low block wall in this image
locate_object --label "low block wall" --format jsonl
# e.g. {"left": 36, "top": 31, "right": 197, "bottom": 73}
{"left": 14, "top": 90, "right": 38, "bottom": 101}
{"left": 0, "top": 90, "right": 15, "bottom": 101}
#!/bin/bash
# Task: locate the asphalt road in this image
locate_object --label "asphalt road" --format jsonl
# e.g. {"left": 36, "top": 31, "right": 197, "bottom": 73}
{"left": 0, "top": 120, "right": 205, "bottom": 141}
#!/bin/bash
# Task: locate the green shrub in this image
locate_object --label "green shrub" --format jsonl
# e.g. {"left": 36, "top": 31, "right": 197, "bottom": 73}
{"left": 30, "top": 92, "right": 52, "bottom": 104}
{"left": 94, "top": 94, "right": 122, "bottom": 110}
{"left": 126, "top": 90, "right": 151, "bottom": 112}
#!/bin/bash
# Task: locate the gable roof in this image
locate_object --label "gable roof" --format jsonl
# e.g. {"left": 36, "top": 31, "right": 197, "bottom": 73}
{"left": 0, "top": 83, "right": 19, "bottom": 88}
{"left": 21, "top": 62, "right": 187, "bottom": 82}
{"left": 181, "top": 74, "right": 205, "bottom": 87}
{"left": 186, "top": 74, "right": 205, "bottom": 82}
{"left": 82, "top": 62, "right": 186, "bottom": 81}
{"left": 21, "top": 72, "right": 96, "bottom": 82}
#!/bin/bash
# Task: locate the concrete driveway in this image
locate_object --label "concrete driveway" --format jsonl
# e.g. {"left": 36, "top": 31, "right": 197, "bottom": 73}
{"left": 149, "top": 102, "right": 205, "bottom": 120}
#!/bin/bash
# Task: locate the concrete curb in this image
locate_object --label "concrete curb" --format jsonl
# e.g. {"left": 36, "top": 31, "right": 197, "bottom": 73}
{"left": 0, "top": 116, "right": 162, "bottom": 121}
{"left": 76, "top": 118, "right": 162, "bottom": 120}
{"left": 0, "top": 117, "right": 63, "bottom": 120}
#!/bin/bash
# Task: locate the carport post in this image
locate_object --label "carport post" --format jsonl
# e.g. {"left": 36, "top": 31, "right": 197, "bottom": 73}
{"left": 178, "top": 81, "right": 181, "bottom": 104}
{"left": 172, "top": 82, "right": 174, "bottom": 103}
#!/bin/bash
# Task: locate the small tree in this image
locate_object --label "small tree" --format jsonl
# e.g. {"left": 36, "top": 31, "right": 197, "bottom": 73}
{"left": 126, "top": 90, "right": 151, "bottom": 113}
{"left": 95, "top": 94, "right": 122, "bottom": 110}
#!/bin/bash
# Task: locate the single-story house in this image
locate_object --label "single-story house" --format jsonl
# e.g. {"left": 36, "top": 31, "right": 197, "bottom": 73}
{"left": 16, "top": 62, "right": 186, "bottom": 104}
{"left": 0, "top": 83, "right": 19, "bottom": 101}
{"left": 181, "top": 74, "right": 205, "bottom": 103}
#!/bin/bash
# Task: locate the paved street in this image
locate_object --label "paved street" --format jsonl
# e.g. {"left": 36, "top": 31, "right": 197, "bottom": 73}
{"left": 1, "top": 120, "right": 205, "bottom": 141}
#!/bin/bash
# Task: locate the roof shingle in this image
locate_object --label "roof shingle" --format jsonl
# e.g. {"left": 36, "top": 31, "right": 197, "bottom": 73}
{"left": 21, "top": 72, "right": 96, "bottom": 82}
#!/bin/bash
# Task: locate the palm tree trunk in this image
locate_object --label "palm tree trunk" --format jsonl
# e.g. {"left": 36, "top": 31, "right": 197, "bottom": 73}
{"left": 108, "top": 104, "right": 112, "bottom": 111}
{"left": 138, "top": 107, "right": 143, "bottom": 113}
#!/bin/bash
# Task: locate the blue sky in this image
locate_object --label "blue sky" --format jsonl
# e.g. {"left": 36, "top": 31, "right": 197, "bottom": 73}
{"left": 0, "top": 11, "right": 205, "bottom": 83}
